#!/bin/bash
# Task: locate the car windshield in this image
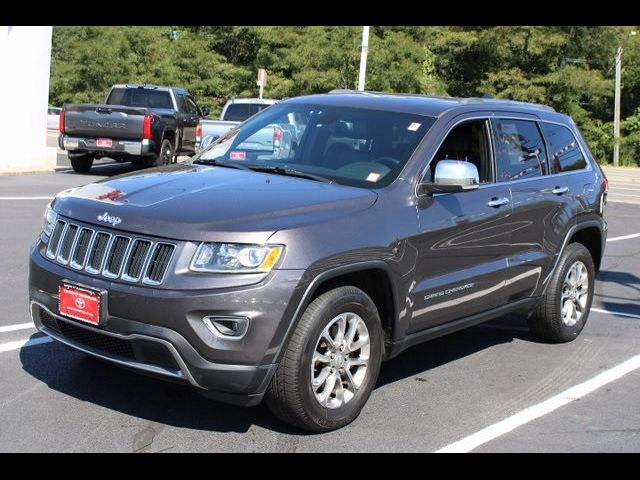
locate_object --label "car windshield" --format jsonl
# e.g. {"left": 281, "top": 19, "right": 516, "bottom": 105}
{"left": 195, "top": 103, "right": 435, "bottom": 188}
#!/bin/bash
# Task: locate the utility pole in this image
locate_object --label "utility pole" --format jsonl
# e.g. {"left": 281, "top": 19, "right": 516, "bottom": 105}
{"left": 613, "top": 46, "right": 623, "bottom": 166}
{"left": 357, "top": 26, "right": 370, "bottom": 91}
{"left": 613, "top": 30, "right": 637, "bottom": 167}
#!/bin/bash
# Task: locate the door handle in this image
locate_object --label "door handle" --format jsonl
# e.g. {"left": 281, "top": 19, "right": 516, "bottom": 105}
{"left": 552, "top": 186, "right": 569, "bottom": 195}
{"left": 487, "top": 197, "right": 510, "bottom": 208}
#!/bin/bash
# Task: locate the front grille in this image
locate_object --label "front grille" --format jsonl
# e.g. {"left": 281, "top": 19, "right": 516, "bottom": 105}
{"left": 40, "top": 308, "right": 60, "bottom": 332}
{"left": 57, "top": 320, "right": 136, "bottom": 359}
{"left": 44, "top": 219, "right": 175, "bottom": 285}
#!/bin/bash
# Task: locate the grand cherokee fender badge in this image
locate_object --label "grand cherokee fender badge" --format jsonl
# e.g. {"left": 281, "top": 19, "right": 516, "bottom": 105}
{"left": 97, "top": 212, "right": 122, "bottom": 227}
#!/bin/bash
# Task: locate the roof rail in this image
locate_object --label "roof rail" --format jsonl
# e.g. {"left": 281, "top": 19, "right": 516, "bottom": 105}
{"left": 327, "top": 89, "right": 555, "bottom": 112}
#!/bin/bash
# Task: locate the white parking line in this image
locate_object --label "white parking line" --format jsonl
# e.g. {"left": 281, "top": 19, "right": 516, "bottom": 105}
{"left": 607, "top": 232, "right": 640, "bottom": 242}
{"left": 0, "top": 336, "right": 52, "bottom": 353}
{"left": 0, "top": 322, "right": 34, "bottom": 334}
{"left": 436, "top": 352, "right": 640, "bottom": 453}
{"left": 0, "top": 197, "right": 54, "bottom": 200}
{"left": 592, "top": 308, "right": 640, "bottom": 320}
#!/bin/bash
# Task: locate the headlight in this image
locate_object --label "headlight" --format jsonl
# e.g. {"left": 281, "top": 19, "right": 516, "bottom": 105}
{"left": 42, "top": 204, "right": 57, "bottom": 237}
{"left": 190, "top": 243, "right": 284, "bottom": 273}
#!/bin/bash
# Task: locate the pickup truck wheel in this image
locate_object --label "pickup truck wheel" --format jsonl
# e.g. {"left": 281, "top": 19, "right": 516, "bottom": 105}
{"left": 150, "top": 139, "right": 173, "bottom": 167}
{"left": 528, "top": 243, "right": 595, "bottom": 343}
{"left": 265, "top": 286, "right": 383, "bottom": 432}
{"left": 69, "top": 154, "right": 93, "bottom": 173}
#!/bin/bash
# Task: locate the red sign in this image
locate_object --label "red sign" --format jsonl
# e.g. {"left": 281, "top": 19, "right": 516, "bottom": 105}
{"left": 59, "top": 283, "right": 101, "bottom": 325}
{"left": 96, "top": 138, "right": 113, "bottom": 148}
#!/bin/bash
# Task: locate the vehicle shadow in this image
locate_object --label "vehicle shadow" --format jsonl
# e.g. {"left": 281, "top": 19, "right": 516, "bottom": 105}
{"left": 595, "top": 270, "right": 640, "bottom": 317}
{"left": 19, "top": 315, "right": 532, "bottom": 436}
{"left": 377, "top": 315, "right": 531, "bottom": 387}
{"left": 59, "top": 160, "right": 147, "bottom": 178}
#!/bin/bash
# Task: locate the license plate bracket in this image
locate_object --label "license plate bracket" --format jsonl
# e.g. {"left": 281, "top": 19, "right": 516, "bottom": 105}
{"left": 58, "top": 282, "right": 103, "bottom": 326}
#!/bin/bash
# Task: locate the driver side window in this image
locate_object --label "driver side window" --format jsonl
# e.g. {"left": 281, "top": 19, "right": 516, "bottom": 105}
{"left": 431, "top": 120, "right": 494, "bottom": 183}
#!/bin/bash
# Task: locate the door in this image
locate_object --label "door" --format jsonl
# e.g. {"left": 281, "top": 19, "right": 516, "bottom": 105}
{"left": 177, "top": 94, "right": 200, "bottom": 153}
{"left": 410, "top": 118, "right": 512, "bottom": 333}
{"left": 491, "top": 118, "right": 579, "bottom": 302}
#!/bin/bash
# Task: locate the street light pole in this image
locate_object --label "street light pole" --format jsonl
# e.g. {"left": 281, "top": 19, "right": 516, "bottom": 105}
{"left": 357, "top": 26, "right": 370, "bottom": 91}
{"left": 613, "top": 46, "right": 623, "bottom": 166}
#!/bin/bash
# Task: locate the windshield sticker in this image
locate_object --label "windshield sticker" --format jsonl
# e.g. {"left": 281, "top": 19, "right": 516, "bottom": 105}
{"left": 229, "top": 151, "right": 246, "bottom": 160}
{"left": 366, "top": 172, "right": 382, "bottom": 183}
{"left": 407, "top": 122, "right": 421, "bottom": 131}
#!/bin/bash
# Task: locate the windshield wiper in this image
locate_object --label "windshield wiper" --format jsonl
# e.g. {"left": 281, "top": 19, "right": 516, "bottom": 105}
{"left": 193, "top": 158, "right": 250, "bottom": 170}
{"left": 247, "top": 165, "right": 333, "bottom": 184}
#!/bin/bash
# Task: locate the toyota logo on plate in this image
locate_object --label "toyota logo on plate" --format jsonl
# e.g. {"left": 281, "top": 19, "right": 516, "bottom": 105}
{"left": 75, "top": 298, "right": 86, "bottom": 309}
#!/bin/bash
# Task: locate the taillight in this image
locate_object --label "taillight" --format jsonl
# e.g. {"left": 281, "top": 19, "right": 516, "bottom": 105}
{"left": 143, "top": 114, "right": 154, "bottom": 140}
{"left": 59, "top": 111, "right": 65, "bottom": 134}
{"left": 273, "top": 127, "right": 282, "bottom": 146}
{"left": 196, "top": 124, "right": 202, "bottom": 139}
{"left": 604, "top": 177, "right": 609, "bottom": 194}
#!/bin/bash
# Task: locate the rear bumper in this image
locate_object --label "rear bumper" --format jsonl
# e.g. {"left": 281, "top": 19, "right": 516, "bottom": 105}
{"left": 60, "top": 134, "right": 152, "bottom": 156}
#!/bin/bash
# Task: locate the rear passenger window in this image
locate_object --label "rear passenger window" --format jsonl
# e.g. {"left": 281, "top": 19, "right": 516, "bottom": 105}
{"left": 540, "top": 123, "right": 587, "bottom": 173}
{"left": 493, "top": 119, "right": 548, "bottom": 181}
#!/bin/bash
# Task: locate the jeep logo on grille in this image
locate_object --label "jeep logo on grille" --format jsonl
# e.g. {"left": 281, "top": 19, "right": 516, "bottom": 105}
{"left": 97, "top": 212, "right": 122, "bottom": 227}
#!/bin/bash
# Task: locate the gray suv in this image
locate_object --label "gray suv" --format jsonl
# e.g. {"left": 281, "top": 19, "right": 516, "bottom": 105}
{"left": 29, "top": 91, "right": 608, "bottom": 431}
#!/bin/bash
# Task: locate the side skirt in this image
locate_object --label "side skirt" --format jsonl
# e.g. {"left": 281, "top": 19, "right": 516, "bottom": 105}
{"left": 384, "top": 297, "right": 540, "bottom": 360}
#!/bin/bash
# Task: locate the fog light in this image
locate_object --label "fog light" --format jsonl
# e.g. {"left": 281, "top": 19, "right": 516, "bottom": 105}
{"left": 203, "top": 316, "right": 249, "bottom": 339}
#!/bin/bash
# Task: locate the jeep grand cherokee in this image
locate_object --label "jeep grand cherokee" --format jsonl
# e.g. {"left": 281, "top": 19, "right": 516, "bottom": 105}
{"left": 29, "top": 91, "right": 607, "bottom": 431}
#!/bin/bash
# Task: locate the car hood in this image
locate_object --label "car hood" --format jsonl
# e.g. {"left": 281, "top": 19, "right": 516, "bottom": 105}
{"left": 52, "top": 163, "right": 378, "bottom": 243}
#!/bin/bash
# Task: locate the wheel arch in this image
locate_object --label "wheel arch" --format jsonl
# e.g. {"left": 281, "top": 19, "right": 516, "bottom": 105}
{"left": 542, "top": 220, "right": 605, "bottom": 297}
{"left": 274, "top": 261, "right": 398, "bottom": 364}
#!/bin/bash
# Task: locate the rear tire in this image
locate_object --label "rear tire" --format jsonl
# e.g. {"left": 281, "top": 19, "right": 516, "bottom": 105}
{"left": 69, "top": 154, "right": 93, "bottom": 173}
{"left": 149, "top": 139, "right": 173, "bottom": 167}
{"left": 265, "top": 286, "right": 383, "bottom": 432}
{"left": 528, "top": 243, "right": 595, "bottom": 343}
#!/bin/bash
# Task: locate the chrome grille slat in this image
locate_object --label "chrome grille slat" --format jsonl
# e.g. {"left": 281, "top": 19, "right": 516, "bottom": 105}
{"left": 57, "top": 224, "right": 79, "bottom": 264}
{"left": 86, "top": 232, "right": 111, "bottom": 274}
{"left": 122, "top": 240, "right": 152, "bottom": 281}
{"left": 104, "top": 236, "right": 131, "bottom": 278}
{"left": 44, "top": 219, "right": 174, "bottom": 285}
{"left": 46, "top": 220, "right": 66, "bottom": 258}
{"left": 143, "top": 243, "right": 175, "bottom": 285}
{"left": 70, "top": 228, "right": 94, "bottom": 269}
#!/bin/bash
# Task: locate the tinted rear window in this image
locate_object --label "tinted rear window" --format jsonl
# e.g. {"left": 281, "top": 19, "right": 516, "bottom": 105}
{"left": 540, "top": 123, "right": 587, "bottom": 173}
{"left": 223, "top": 103, "right": 271, "bottom": 122}
{"left": 107, "top": 88, "right": 173, "bottom": 109}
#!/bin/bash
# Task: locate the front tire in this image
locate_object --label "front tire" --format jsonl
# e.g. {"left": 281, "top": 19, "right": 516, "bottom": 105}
{"left": 69, "top": 153, "right": 93, "bottom": 173}
{"left": 266, "top": 286, "right": 383, "bottom": 432}
{"left": 528, "top": 243, "right": 595, "bottom": 343}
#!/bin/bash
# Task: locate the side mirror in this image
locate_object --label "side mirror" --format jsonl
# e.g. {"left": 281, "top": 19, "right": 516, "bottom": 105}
{"left": 200, "top": 107, "right": 210, "bottom": 117}
{"left": 419, "top": 160, "right": 479, "bottom": 195}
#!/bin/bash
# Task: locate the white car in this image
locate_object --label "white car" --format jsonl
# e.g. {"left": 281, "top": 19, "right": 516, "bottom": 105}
{"left": 47, "top": 107, "right": 62, "bottom": 130}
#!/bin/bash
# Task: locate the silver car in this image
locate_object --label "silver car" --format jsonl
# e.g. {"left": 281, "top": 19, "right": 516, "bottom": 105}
{"left": 47, "top": 107, "right": 62, "bottom": 130}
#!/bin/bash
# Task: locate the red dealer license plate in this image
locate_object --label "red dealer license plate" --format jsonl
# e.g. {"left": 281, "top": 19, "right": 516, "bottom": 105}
{"left": 59, "top": 283, "right": 101, "bottom": 325}
{"left": 96, "top": 138, "right": 112, "bottom": 148}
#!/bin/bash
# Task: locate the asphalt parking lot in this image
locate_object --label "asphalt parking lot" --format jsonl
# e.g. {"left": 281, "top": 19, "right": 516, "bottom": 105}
{"left": 0, "top": 160, "right": 639, "bottom": 452}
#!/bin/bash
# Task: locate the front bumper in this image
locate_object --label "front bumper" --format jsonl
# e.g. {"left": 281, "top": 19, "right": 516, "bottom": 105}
{"left": 29, "top": 241, "right": 306, "bottom": 406}
{"left": 59, "top": 134, "right": 152, "bottom": 156}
